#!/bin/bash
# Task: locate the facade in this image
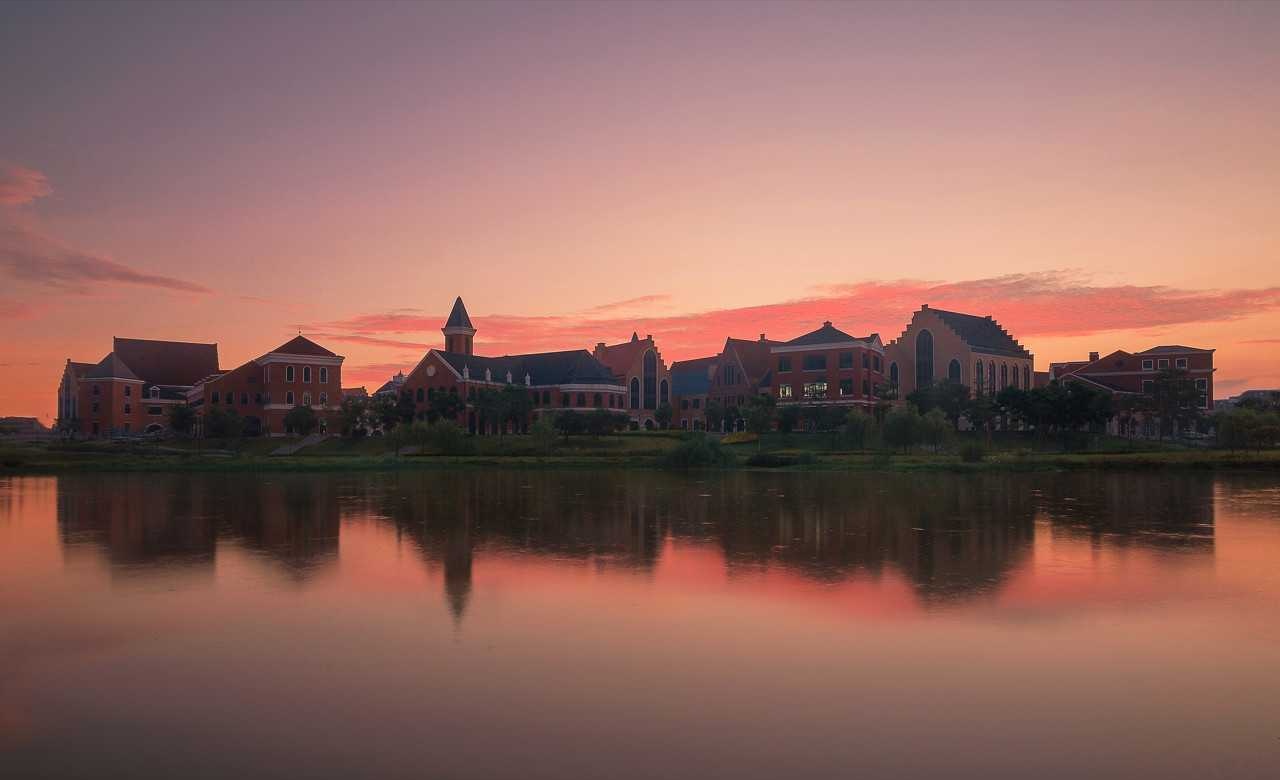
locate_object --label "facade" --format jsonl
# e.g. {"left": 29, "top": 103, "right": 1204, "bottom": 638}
{"left": 1050, "top": 345, "right": 1215, "bottom": 432}
{"left": 57, "top": 338, "right": 220, "bottom": 437}
{"left": 884, "top": 305, "right": 1034, "bottom": 398}
{"left": 401, "top": 298, "right": 626, "bottom": 434}
{"left": 770, "top": 322, "right": 886, "bottom": 413}
{"left": 189, "top": 336, "right": 344, "bottom": 436}
{"left": 373, "top": 371, "right": 407, "bottom": 399}
{"left": 670, "top": 356, "right": 716, "bottom": 430}
{"left": 703, "top": 335, "right": 781, "bottom": 431}
{"left": 592, "top": 333, "right": 672, "bottom": 429}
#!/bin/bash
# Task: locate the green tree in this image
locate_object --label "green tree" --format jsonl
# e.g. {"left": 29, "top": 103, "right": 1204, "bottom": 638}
{"left": 587, "top": 408, "right": 627, "bottom": 438}
{"left": 284, "top": 404, "right": 319, "bottom": 436}
{"left": 882, "top": 405, "right": 921, "bottom": 452}
{"left": 395, "top": 389, "right": 417, "bottom": 427}
{"left": 920, "top": 407, "right": 951, "bottom": 452}
{"left": 742, "top": 394, "right": 776, "bottom": 440}
{"left": 426, "top": 388, "right": 465, "bottom": 424}
{"left": 655, "top": 402, "right": 674, "bottom": 430}
{"left": 426, "top": 419, "right": 471, "bottom": 454}
{"left": 965, "top": 394, "right": 997, "bottom": 446}
{"left": 339, "top": 396, "right": 367, "bottom": 437}
{"left": 554, "top": 410, "right": 586, "bottom": 440}
{"left": 499, "top": 384, "right": 534, "bottom": 433}
{"left": 777, "top": 405, "right": 800, "bottom": 433}
{"left": 370, "top": 394, "right": 400, "bottom": 433}
{"left": 1152, "top": 369, "right": 1203, "bottom": 439}
{"left": 168, "top": 404, "right": 195, "bottom": 436}
{"left": 908, "top": 381, "right": 971, "bottom": 430}
{"left": 531, "top": 414, "right": 558, "bottom": 455}
{"left": 704, "top": 400, "right": 725, "bottom": 433}
{"left": 205, "top": 406, "right": 244, "bottom": 439}
{"left": 844, "top": 410, "right": 870, "bottom": 449}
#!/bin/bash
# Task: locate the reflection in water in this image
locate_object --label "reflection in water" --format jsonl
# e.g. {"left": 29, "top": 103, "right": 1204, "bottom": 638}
{"left": 55, "top": 470, "right": 1214, "bottom": 620}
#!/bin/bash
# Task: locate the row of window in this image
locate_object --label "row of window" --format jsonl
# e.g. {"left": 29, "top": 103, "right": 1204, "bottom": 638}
{"left": 777, "top": 378, "right": 873, "bottom": 399}
{"left": 1141, "top": 378, "right": 1210, "bottom": 407}
{"left": 90, "top": 384, "right": 162, "bottom": 400}
{"left": 268, "top": 365, "right": 330, "bottom": 384}
{"left": 1142, "top": 358, "right": 1189, "bottom": 371}
{"left": 210, "top": 390, "right": 326, "bottom": 406}
{"left": 87, "top": 403, "right": 165, "bottom": 416}
{"left": 777, "top": 352, "right": 883, "bottom": 373}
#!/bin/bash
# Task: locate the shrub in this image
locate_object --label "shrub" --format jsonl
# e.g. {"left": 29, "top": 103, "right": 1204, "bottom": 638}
{"left": 745, "top": 451, "right": 815, "bottom": 468}
{"left": 662, "top": 434, "right": 734, "bottom": 469}
{"left": 959, "top": 442, "right": 986, "bottom": 463}
{"left": 531, "top": 415, "right": 558, "bottom": 455}
{"left": 284, "top": 404, "right": 319, "bottom": 436}
{"left": 426, "top": 420, "right": 473, "bottom": 455}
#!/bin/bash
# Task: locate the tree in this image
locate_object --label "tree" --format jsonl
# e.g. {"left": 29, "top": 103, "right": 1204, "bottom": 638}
{"left": 1151, "top": 369, "right": 1202, "bottom": 439}
{"left": 370, "top": 394, "right": 401, "bottom": 433}
{"left": 844, "top": 410, "right": 870, "bottom": 449}
{"left": 499, "top": 384, "right": 534, "bottom": 433}
{"left": 655, "top": 402, "right": 674, "bottom": 430}
{"left": 339, "top": 396, "right": 367, "bottom": 437}
{"left": 426, "top": 419, "right": 470, "bottom": 454}
{"left": 205, "top": 406, "right": 244, "bottom": 439}
{"left": 1215, "top": 406, "right": 1280, "bottom": 451}
{"left": 882, "top": 406, "right": 921, "bottom": 452}
{"left": 742, "top": 394, "right": 776, "bottom": 439}
{"left": 531, "top": 414, "right": 558, "bottom": 454}
{"left": 777, "top": 405, "right": 800, "bottom": 433}
{"left": 920, "top": 407, "right": 951, "bottom": 452}
{"left": 705, "top": 400, "right": 725, "bottom": 433}
{"left": 965, "top": 394, "right": 997, "bottom": 446}
{"left": 473, "top": 388, "right": 504, "bottom": 435}
{"left": 587, "top": 408, "right": 627, "bottom": 438}
{"left": 554, "top": 410, "right": 586, "bottom": 440}
{"left": 908, "top": 381, "right": 970, "bottom": 430}
{"left": 284, "top": 404, "right": 319, "bottom": 436}
{"left": 426, "top": 388, "right": 465, "bottom": 424}
{"left": 168, "top": 404, "right": 195, "bottom": 436}
{"left": 395, "top": 389, "right": 417, "bottom": 427}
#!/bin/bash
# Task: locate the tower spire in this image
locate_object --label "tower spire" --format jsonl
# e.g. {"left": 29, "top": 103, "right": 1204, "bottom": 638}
{"left": 442, "top": 296, "right": 477, "bottom": 355}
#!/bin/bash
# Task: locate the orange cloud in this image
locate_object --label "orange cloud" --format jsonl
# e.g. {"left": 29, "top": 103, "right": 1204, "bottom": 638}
{"left": 316, "top": 272, "right": 1280, "bottom": 362}
{"left": 0, "top": 163, "right": 51, "bottom": 206}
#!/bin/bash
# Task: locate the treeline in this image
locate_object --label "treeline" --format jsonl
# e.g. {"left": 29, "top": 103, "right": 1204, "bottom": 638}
{"left": 1213, "top": 392, "right": 1280, "bottom": 450}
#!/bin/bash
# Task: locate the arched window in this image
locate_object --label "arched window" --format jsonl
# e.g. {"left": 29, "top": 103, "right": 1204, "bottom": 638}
{"left": 150, "top": 386, "right": 159, "bottom": 400}
{"left": 630, "top": 377, "right": 640, "bottom": 409}
{"left": 988, "top": 361, "right": 996, "bottom": 392}
{"left": 643, "top": 350, "right": 657, "bottom": 410}
{"left": 1001, "top": 364, "right": 1008, "bottom": 388}
{"left": 659, "top": 379, "right": 669, "bottom": 406}
{"left": 889, "top": 362, "right": 899, "bottom": 390}
{"left": 948, "top": 359, "right": 961, "bottom": 383}
{"left": 1023, "top": 366, "right": 1030, "bottom": 389}
{"left": 915, "top": 330, "right": 934, "bottom": 389}
{"left": 975, "top": 361, "right": 984, "bottom": 394}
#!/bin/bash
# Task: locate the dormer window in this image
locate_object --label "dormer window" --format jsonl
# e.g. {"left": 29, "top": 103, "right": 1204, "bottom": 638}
{"left": 150, "top": 387, "right": 159, "bottom": 399}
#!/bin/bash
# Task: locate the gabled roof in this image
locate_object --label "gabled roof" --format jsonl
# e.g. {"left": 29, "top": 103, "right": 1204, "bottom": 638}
{"left": 85, "top": 352, "right": 141, "bottom": 380}
{"left": 593, "top": 334, "right": 654, "bottom": 376}
{"left": 113, "top": 337, "right": 219, "bottom": 387}
{"left": 784, "top": 322, "right": 861, "bottom": 346}
{"left": 670, "top": 356, "right": 717, "bottom": 396}
{"left": 267, "top": 335, "right": 337, "bottom": 357}
{"left": 435, "top": 349, "right": 619, "bottom": 386}
{"left": 444, "top": 297, "right": 474, "bottom": 330}
{"left": 374, "top": 372, "right": 406, "bottom": 396}
{"left": 68, "top": 361, "right": 95, "bottom": 378}
{"left": 928, "top": 308, "right": 1030, "bottom": 359}
{"left": 725, "top": 337, "right": 783, "bottom": 386}
{"left": 1137, "top": 345, "right": 1212, "bottom": 355}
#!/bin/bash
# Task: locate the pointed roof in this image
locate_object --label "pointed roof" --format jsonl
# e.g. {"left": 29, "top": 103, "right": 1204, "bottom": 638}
{"left": 1137, "top": 345, "right": 1212, "bottom": 355}
{"left": 724, "top": 337, "right": 783, "bottom": 386}
{"left": 594, "top": 334, "right": 655, "bottom": 376}
{"left": 670, "top": 356, "right": 718, "bottom": 396}
{"left": 435, "top": 349, "right": 619, "bottom": 386}
{"left": 113, "top": 337, "right": 219, "bottom": 387}
{"left": 85, "top": 352, "right": 141, "bottom": 380}
{"left": 444, "top": 296, "right": 474, "bottom": 330}
{"left": 928, "top": 308, "right": 1030, "bottom": 359}
{"left": 784, "top": 321, "right": 862, "bottom": 346}
{"left": 269, "top": 335, "right": 337, "bottom": 357}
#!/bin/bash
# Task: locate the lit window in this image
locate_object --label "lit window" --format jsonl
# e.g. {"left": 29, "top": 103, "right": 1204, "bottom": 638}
{"left": 803, "top": 381, "right": 827, "bottom": 399}
{"left": 839, "top": 379, "right": 853, "bottom": 396}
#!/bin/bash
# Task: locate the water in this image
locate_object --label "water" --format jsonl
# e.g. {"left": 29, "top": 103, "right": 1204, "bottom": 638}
{"left": 2, "top": 470, "right": 1278, "bottom": 779}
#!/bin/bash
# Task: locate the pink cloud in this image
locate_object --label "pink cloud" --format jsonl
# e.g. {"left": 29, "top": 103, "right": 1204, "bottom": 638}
{"left": 581, "top": 294, "right": 672, "bottom": 315}
{"left": 319, "top": 333, "right": 432, "bottom": 350}
{"left": 0, "top": 220, "right": 210, "bottom": 294}
{"left": 315, "top": 272, "right": 1280, "bottom": 362}
{"left": 0, "top": 164, "right": 51, "bottom": 206}
{"left": 343, "top": 362, "right": 416, "bottom": 384}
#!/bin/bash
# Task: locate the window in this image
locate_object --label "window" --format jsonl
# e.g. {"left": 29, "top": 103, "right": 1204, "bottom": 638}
{"left": 241, "top": 393, "right": 248, "bottom": 405}
{"left": 889, "top": 363, "right": 899, "bottom": 389}
{"left": 803, "top": 355, "right": 827, "bottom": 371}
{"left": 803, "top": 381, "right": 828, "bottom": 399}
{"left": 148, "top": 406, "right": 162, "bottom": 416}
{"left": 874, "top": 355, "right": 882, "bottom": 372}
{"left": 1195, "top": 378, "right": 1208, "bottom": 391}
{"left": 124, "top": 386, "right": 132, "bottom": 397}
{"left": 593, "top": 393, "right": 602, "bottom": 407}
{"left": 531, "top": 392, "right": 540, "bottom": 406}
{"left": 1175, "top": 358, "right": 1188, "bottom": 369}
{"left": 93, "top": 384, "right": 101, "bottom": 396}
{"left": 975, "top": 362, "right": 985, "bottom": 394}
{"left": 1141, "top": 359, "right": 1154, "bottom": 371}
{"left": 681, "top": 399, "right": 689, "bottom": 410}
{"left": 915, "top": 330, "right": 934, "bottom": 388}
{"left": 577, "top": 392, "right": 586, "bottom": 407}
{"left": 1023, "top": 366, "right": 1030, "bottom": 389}
{"left": 643, "top": 350, "right": 657, "bottom": 409}
{"left": 212, "top": 391, "right": 220, "bottom": 404}
{"left": 319, "top": 367, "right": 328, "bottom": 384}
{"left": 693, "top": 398, "right": 701, "bottom": 409}
{"left": 286, "top": 365, "right": 295, "bottom": 382}
{"left": 681, "top": 420, "right": 688, "bottom": 430}
{"left": 862, "top": 379, "right": 870, "bottom": 395}
{"left": 562, "top": 394, "right": 570, "bottom": 407}
{"left": 303, "top": 366, "right": 312, "bottom": 383}
{"left": 92, "top": 402, "right": 100, "bottom": 413}
{"left": 862, "top": 352, "right": 870, "bottom": 369}
{"left": 1141, "top": 380, "right": 1154, "bottom": 394}
{"left": 660, "top": 379, "right": 669, "bottom": 406}
{"left": 286, "top": 391, "right": 295, "bottom": 405}
{"left": 948, "top": 359, "right": 961, "bottom": 383}
{"left": 265, "top": 392, "right": 272, "bottom": 404}
{"left": 542, "top": 390, "right": 550, "bottom": 404}
{"left": 255, "top": 393, "right": 263, "bottom": 404}
{"left": 303, "top": 392, "right": 312, "bottom": 406}
{"left": 839, "top": 379, "right": 854, "bottom": 396}
{"left": 416, "top": 387, "right": 425, "bottom": 402}
{"left": 320, "top": 392, "right": 327, "bottom": 405}
{"left": 150, "top": 387, "right": 159, "bottom": 399}
{"left": 723, "top": 364, "right": 737, "bottom": 385}
{"left": 778, "top": 356, "right": 792, "bottom": 373}
{"left": 630, "top": 378, "right": 640, "bottom": 409}
{"left": 778, "top": 385, "right": 793, "bottom": 399}
{"left": 124, "top": 423, "right": 130, "bottom": 433}
{"left": 1157, "top": 358, "right": 1169, "bottom": 370}
{"left": 264, "top": 366, "right": 270, "bottom": 384}
{"left": 839, "top": 352, "right": 853, "bottom": 369}
{"left": 1001, "top": 364, "right": 1008, "bottom": 388}
{"left": 124, "top": 403, "right": 131, "bottom": 414}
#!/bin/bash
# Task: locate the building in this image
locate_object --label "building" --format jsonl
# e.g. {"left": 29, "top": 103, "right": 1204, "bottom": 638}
{"left": 670, "top": 356, "right": 716, "bottom": 430}
{"left": 1049, "top": 345, "right": 1215, "bottom": 429}
{"left": 770, "top": 322, "right": 886, "bottom": 413}
{"left": 341, "top": 387, "right": 369, "bottom": 402}
{"left": 372, "top": 371, "right": 407, "bottom": 399}
{"left": 188, "top": 336, "right": 344, "bottom": 437}
{"left": 694, "top": 335, "right": 781, "bottom": 431}
{"left": 0, "top": 417, "right": 51, "bottom": 437}
{"left": 592, "top": 333, "right": 672, "bottom": 429}
{"left": 401, "top": 297, "right": 626, "bottom": 434}
{"left": 57, "top": 337, "right": 220, "bottom": 437}
{"left": 1214, "top": 389, "right": 1279, "bottom": 411}
{"left": 884, "top": 305, "right": 1034, "bottom": 397}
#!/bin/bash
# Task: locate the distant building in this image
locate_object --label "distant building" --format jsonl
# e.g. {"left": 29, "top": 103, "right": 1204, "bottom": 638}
{"left": 341, "top": 387, "right": 369, "bottom": 401}
{"left": 401, "top": 297, "right": 626, "bottom": 434}
{"left": 592, "top": 333, "right": 672, "bottom": 430}
{"left": 57, "top": 337, "right": 220, "bottom": 437}
{"left": 188, "top": 336, "right": 344, "bottom": 437}
{"left": 670, "top": 356, "right": 717, "bottom": 430}
{"left": 770, "top": 322, "right": 886, "bottom": 414}
{"left": 1214, "top": 389, "right": 1279, "bottom": 411}
{"left": 0, "top": 417, "right": 50, "bottom": 437}
{"left": 373, "top": 371, "right": 407, "bottom": 399}
{"left": 884, "top": 305, "right": 1034, "bottom": 397}
{"left": 701, "top": 334, "right": 781, "bottom": 431}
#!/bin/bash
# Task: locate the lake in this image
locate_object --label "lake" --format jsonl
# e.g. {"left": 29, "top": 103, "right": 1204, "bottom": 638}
{"left": 2, "top": 470, "right": 1278, "bottom": 778}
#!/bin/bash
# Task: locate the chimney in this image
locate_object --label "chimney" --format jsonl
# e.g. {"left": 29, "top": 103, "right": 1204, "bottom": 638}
{"left": 596, "top": 342, "right": 605, "bottom": 350}
{"left": 823, "top": 320, "right": 832, "bottom": 327}
{"left": 1089, "top": 351, "right": 1099, "bottom": 362}
{"left": 759, "top": 333, "right": 766, "bottom": 342}
{"left": 646, "top": 334, "right": 652, "bottom": 342}
{"left": 922, "top": 304, "right": 929, "bottom": 309}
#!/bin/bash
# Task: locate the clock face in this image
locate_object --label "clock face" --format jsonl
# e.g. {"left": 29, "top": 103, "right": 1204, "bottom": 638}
{"left": 426, "top": 365, "right": 436, "bottom": 377}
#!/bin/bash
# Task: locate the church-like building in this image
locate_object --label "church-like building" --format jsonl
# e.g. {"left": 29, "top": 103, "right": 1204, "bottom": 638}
{"left": 884, "top": 305, "right": 1035, "bottom": 398}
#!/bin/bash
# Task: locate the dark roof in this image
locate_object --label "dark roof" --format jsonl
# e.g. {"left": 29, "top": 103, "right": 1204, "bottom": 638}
{"left": 784, "top": 322, "right": 861, "bottom": 346}
{"left": 68, "top": 361, "right": 95, "bottom": 378}
{"left": 725, "top": 337, "right": 783, "bottom": 385}
{"left": 594, "top": 335, "right": 654, "bottom": 376}
{"left": 269, "top": 335, "right": 337, "bottom": 357}
{"left": 436, "top": 349, "right": 619, "bottom": 386}
{"left": 374, "top": 373, "right": 406, "bottom": 396}
{"left": 113, "top": 337, "right": 219, "bottom": 387}
{"left": 445, "top": 297, "right": 474, "bottom": 330}
{"left": 85, "top": 352, "right": 140, "bottom": 380}
{"left": 670, "top": 356, "right": 717, "bottom": 396}
{"left": 1137, "top": 345, "right": 1212, "bottom": 355}
{"left": 928, "top": 309, "right": 1030, "bottom": 358}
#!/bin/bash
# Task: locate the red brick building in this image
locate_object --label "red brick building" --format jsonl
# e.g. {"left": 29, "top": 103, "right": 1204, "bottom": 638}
{"left": 1050, "top": 345, "right": 1214, "bottom": 434}
{"left": 189, "top": 336, "right": 344, "bottom": 436}
{"left": 592, "top": 333, "right": 672, "bottom": 429}
{"left": 770, "top": 322, "right": 886, "bottom": 413}
{"left": 57, "top": 338, "right": 220, "bottom": 437}
{"left": 670, "top": 356, "right": 716, "bottom": 430}
{"left": 401, "top": 297, "right": 626, "bottom": 434}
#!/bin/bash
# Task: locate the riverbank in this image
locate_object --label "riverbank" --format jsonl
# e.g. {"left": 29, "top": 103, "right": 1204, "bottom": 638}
{"left": 2, "top": 436, "right": 1278, "bottom": 474}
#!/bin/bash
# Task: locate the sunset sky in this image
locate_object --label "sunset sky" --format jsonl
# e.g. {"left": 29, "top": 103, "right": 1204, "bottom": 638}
{"left": 3, "top": 0, "right": 1279, "bottom": 422}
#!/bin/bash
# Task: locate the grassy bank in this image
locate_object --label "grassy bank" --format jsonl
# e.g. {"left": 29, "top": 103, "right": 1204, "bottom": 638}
{"left": 2, "top": 434, "right": 1279, "bottom": 474}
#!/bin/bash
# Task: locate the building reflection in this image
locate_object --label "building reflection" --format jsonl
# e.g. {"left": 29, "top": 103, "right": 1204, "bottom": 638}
{"left": 56, "top": 469, "right": 1216, "bottom": 617}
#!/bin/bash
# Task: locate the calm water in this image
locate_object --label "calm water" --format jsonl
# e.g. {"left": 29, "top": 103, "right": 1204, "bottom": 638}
{"left": 2, "top": 470, "right": 1278, "bottom": 779}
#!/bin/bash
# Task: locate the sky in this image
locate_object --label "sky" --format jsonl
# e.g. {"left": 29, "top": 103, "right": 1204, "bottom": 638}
{"left": 2, "top": 0, "right": 1279, "bottom": 422}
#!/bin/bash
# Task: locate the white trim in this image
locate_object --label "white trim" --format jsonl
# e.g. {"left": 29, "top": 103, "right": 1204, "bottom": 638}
{"left": 257, "top": 353, "right": 344, "bottom": 366}
{"left": 771, "top": 340, "right": 885, "bottom": 355}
